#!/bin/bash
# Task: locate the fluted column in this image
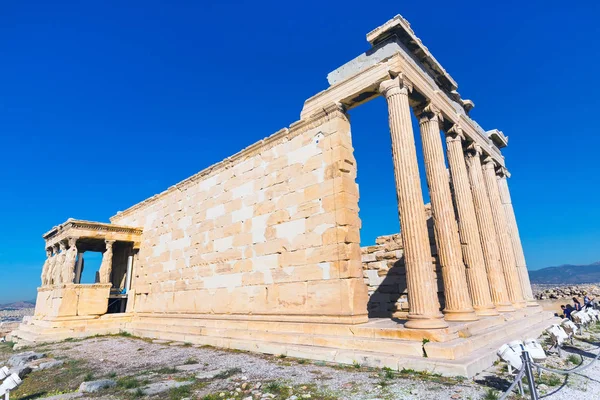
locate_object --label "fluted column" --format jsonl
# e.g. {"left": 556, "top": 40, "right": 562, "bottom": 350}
{"left": 379, "top": 76, "right": 447, "bottom": 329}
{"left": 496, "top": 172, "right": 536, "bottom": 305}
{"left": 445, "top": 126, "right": 498, "bottom": 316}
{"left": 482, "top": 157, "right": 526, "bottom": 308}
{"left": 465, "top": 145, "right": 514, "bottom": 312}
{"left": 99, "top": 239, "right": 115, "bottom": 284}
{"left": 416, "top": 104, "right": 477, "bottom": 321}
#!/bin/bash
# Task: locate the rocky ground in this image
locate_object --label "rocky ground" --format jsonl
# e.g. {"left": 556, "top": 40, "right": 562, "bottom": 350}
{"left": 532, "top": 284, "right": 600, "bottom": 301}
{"left": 1, "top": 322, "right": 600, "bottom": 400}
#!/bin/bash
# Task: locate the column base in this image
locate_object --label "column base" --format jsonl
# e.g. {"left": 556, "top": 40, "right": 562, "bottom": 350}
{"left": 526, "top": 300, "right": 539, "bottom": 307}
{"left": 405, "top": 315, "right": 449, "bottom": 329}
{"left": 511, "top": 301, "right": 527, "bottom": 309}
{"left": 495, "top": 303, "right": 516, "bottom": 313}
{"left": 473, "top": 305, "right": 500, "bottom": 316}
{"left": 443, "top": 309, "right": 479, "bottom": 322}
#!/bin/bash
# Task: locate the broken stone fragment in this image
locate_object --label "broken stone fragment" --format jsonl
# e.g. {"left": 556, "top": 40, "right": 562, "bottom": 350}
{"left": 78, "top": 379, "right": 116, "bottom": 393}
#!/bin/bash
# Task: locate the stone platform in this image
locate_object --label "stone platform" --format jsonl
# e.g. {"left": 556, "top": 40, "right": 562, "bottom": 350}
{"left": 10, "top": 307, "right": 557, "bottom": 377}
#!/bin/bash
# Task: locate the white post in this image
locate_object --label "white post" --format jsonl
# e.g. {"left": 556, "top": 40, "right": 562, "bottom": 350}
{"left": 125, "top": 255, "right": 133, "bottom": 292}
{"left": 75, "top": 253, "right": 84, "bottom": 284}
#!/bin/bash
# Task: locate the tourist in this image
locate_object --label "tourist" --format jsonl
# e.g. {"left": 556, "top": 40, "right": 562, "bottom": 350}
{"left": 573, "top": 297, "right": 583, "bottom": 311}
{"left": 583, "top": 292, "right": 596, "bottom": 309}
{"left": 562, "top": 304, "right": 575, "bottom": 320}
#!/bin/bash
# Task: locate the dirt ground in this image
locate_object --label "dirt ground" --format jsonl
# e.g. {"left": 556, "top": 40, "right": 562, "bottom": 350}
{"left": 1, "top": 323, "right": 600, "bottom": 400}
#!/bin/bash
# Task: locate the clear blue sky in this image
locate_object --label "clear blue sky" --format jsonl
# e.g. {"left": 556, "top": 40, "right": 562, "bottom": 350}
{"left": 1, "top": 1, "right": 599, "bottom": 304}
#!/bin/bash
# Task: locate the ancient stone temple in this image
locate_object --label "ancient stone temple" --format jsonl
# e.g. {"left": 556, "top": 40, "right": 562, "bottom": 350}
{"left": 11, "top": 15, "right": 555, "bottom": 377}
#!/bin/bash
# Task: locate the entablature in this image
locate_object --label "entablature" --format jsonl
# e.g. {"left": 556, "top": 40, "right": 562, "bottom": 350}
{"left": 43, "top": 219, "right": 143, "bottom": 250}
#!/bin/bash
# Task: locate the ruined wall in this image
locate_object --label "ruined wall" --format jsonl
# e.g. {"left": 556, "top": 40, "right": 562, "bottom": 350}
{"left": 361, "top": 207, "right": 444, "bottom": 318}
{"left": 110, "top": 106, "right": 368, "bottom": 323}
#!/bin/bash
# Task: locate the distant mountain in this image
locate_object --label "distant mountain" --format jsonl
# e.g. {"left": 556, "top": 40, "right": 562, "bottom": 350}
{"left": 529, "top": 261, "right": 600, "bottom": 284}
{"left": 0, "top": 301, "right": 35, "bottom": 311}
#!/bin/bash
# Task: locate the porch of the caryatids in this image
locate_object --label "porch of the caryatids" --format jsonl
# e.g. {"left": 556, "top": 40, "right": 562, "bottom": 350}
{"left": 415, "top": 104, "right": 477, "bottom": 322}
{"left": 445, "top": 125, "right": 498, "bottom": 316}
{"left": 496, "top": 169, "right": 537, "bottom": 306}
{"left": 465, "top": 144, "right": 514, "bottom": 312}
{"left": 379, "top": 75, "right": 447, "bottom": 329}
{"left": 482, "top": 157, "right": 526, "bottom": 308}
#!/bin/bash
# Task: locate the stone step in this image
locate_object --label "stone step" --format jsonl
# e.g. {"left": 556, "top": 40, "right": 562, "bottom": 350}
{"left": 127, "top": 321, "right": 424, "bottom": 357}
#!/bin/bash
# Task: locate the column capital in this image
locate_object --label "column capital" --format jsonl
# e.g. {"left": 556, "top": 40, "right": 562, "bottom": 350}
{"left": 482, "top": 156, "right": 498, "bottom": 170}
{"left": 414, "top": 102, "right": 443, "bottom": 125}
{"left": 67, "top": 237, "right": 77, "bottom": 247}
{"left": 446, "top": 124, "right": 466, "bottom": 142}
{"left": 466, "top": 142, "right": 483, "bottom": 158}
{"left": 105, "top": 239, "right": 116, "bottom": 246}
{"left": 497, "top": 166, "right": 511, "bottom": 178}
{"left": 378, "top": 74, "right": 413, "bottom": 98}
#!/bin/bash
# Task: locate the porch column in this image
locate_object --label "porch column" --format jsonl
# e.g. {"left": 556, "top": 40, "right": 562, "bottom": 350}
{"left": 40, "top": 248, "right": 52, "bottom": 286}
{"left": 75, "top": 252, "right": 84, "bottom": 284}
{"left": 99, "top": 239, "right": 115, "bottom": 285}
{"left": 61, "top": 237, "right": 78, "bottom": 284}
{"left": 416, "top": 104, "right": 477, "bottom": 321}
{"left": 465, "top": 145, "right": 514, "bottom": 312}
{"left": 482, "top": 159, "right": 526, "bottom": 308}
{"left": 445, "top": 126, "right": 497, "bottom": 316}
{"left": 379, "top": 76, "right": 447, "bottom": 329}
{"left": 54, "top": 242, "right": 67, "bottom": 285}
{"left": 497, "top": 171, "right": 537, "bottom": 306}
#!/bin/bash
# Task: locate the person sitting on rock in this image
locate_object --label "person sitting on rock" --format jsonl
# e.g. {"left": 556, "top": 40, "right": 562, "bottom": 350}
{"left": 561, "top": 304, "right": 574, "bottom": 320}
{"left": 573, "top": 297, "right": 583, "bottom": 311}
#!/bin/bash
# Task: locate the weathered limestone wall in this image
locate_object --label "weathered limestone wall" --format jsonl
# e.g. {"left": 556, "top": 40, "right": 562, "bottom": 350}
{"left": 361, "top": 207, "right": 444, "bottom": 318}
{"left": 110, "top": 107, "right": 368, "bottom": 323}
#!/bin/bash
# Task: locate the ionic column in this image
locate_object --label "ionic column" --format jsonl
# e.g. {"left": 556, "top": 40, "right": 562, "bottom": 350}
{"left": 379, "top": 76, "right": 447, "bottom": 329}
{"left": 481, "top": 157, "right": 526, "bottom": 308}
{"left": 445, "top": 126, "right": 497, "bottom": 316}
{"left": 496, "top": 171, "right": 536, "bottom": 306}
{"left": 465, "top": 145, "right": 514, "bottom": 312}
{"left": 416, "top": 104, "right": 477, "bottom": 321}
{"left": 40, "top": 248, "right": 52, "bottom": 286}
{"left": 99, "top": 239, "right": 115, "bottom": 284}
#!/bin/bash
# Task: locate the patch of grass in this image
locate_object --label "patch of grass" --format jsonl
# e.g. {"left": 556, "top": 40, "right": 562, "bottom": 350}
{"left": 10, "top": 359, "right": 93, "bottom": 400}
{"left": 567, "top": 354, "right": 581, "bottom": 365}
{"left": 118, "top": 331, "right": 133, "bottom": 337}
{"left": 155, "top": 367, "right": 179, "bottom": 374}
{"left": 264, "top": 381, "right": 291, "bottom": 397}
{"left": 117, "top": 377, "right": 143, "bottom": 389}
{"left": 169, "top": 385, "right": 192, "bottom": 400}
{"left": 131, "top": 388, "right": 144, "bottom": 398}
{"left": 83, "top": 372, "right": 94, "bottom": 382}
{"left": 483, "top": 388, "right": 499, "bottom": 400}
{"left": 278, "top": 354, "right": 287, "bottom": 359}
{"left": 201, "top": 395, "right": 221, "bottom": 400}
{"left": 184, "top": 358, "right": 198, "bottom": 365}
{"left": 537, "top": 373, "right": 562, "bottom": 387}
{"left": 297, "top": 359, "right": 307, "bottom": 364}
{"left": 183, "top": 342, "right": 193, "bottom": 347}
{"left": 382, "top": 367, "right": 395, "bottom": 380}
{"left": 352, "top": 360, "right": 361, "bottom": 369}
{"left": 107, "top": 371, "right": 117, "bottom": 378}
{"left": 213, "top": 367, "right": 241, "bottom": 379}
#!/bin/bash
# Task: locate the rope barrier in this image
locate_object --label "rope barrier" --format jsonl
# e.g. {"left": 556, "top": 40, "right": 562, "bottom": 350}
{"left": 495, "top": 329, "right": 600, "bottom": 400}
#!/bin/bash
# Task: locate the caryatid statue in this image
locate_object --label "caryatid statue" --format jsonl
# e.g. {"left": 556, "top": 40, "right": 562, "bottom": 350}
{"left": 53, "top": 241, "right": 68, "bottom": 285}
{"left": 98, "top": 240, "right": 115, "bottom": 284}
{"left": 61, "top": 237, "right": 78, "bottom": 284}
{"left": 46, "top": 244, "right": 59, "bottom": 285}
{"left": 40, "top": 248, "right": 52, "bottom": 286}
